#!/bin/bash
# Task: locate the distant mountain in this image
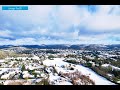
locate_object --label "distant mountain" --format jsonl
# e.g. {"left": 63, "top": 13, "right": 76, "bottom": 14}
{"left": 83, "top": 44, "right": 107, "bottom": 50}
{"left": 21, "top": 45, "right": 70, "bottom": 49}
{"left": 0, "top": 44, "right": 120, "bottom": 50}
{"left": 20, "top": 44, "right": 120, "bottom": 50}
{"left": 1, "top": 46, "right": 29, "bottom": 53}
{"left": 106, "top": 44, "right": 120, "bottom": 50}
{"left": 0, "top": 45, "right": 13, "bottom": 49}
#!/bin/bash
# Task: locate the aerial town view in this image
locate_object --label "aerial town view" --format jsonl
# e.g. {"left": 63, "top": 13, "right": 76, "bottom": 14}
{"left": 0, "top": 5, "right": 120, "bottom": 85}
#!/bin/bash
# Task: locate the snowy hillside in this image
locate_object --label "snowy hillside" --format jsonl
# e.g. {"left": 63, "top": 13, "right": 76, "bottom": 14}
{"left": 43, "top": 58, "right": 115, "bottom": 85}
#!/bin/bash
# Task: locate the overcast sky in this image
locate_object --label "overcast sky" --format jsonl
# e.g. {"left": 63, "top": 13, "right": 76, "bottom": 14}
{"left": 0, "top": 5, "right": 120, "bottom": 45}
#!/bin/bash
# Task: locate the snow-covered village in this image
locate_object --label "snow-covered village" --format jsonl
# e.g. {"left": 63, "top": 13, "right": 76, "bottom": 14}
{"left": 0, "top": 5, "right": 120, "bottom": 85}
{"left": 0, "top": 44, "right": 120, "bottom": 85}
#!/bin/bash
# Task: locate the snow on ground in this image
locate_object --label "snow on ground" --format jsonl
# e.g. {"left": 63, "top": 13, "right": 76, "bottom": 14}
{"left": 0, "top": 68, "right": 20, "bottom": 71}
{"left": 0, "top": 68, "right": 20, "bottom": 74}
{"left": 55, "top": 66, "right": 75, "bottom": 74}
{"left": 0, "top": 60, "right": 5, "bottom": 62}
{"left": 26, "top": 65, "right": 44, "bottom": 70}
{"left": 49, "top": 73, "right": 61, "bottom": 81}
{"left": 111, "top": 65, "right": 120, "bottom": 70}
{"left": 1, "top": 74, "right": 10, "bottom": 79}
{"left": 43, "top": 58, "right": 115, "bottom": 85}
{"left": 75, "top": 65, "right": 115, "bottom": 85}
{"left": 32, "top": 55, "right": 40, "bottom": 60}
{"left": 2, "top": 79, "right": 43, "bottom": 85}
{"left": 56, "top": 81, "right": 73, "bottom": 85}
{"left": 48, "top": 73, "right": 73, "bottom": 85}
{"left": 43, "top": 58, "right": 69, "bottom": 67}
{"left": 117, "top": 81, "right": 120, "bottom": 84}
{"left": 101, "top": 64, "right": 109, "bottom": 67}
{"left": 102, "top": 64, "right": 120, "bottom": 71}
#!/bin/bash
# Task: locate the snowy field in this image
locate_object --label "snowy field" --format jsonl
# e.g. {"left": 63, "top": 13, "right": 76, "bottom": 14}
{"left": 43, "top": 58, "right": 115, "bottom": 85}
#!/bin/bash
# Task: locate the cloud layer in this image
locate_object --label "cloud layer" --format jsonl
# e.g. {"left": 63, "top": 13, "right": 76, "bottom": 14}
{"left": 0, "top": 5, "right": 120, "bottom": 45}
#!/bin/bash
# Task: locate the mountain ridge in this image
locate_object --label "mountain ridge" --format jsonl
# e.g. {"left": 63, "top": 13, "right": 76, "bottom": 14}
{"left": 0, "top": 44, "right": 120, "bottom": 50}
